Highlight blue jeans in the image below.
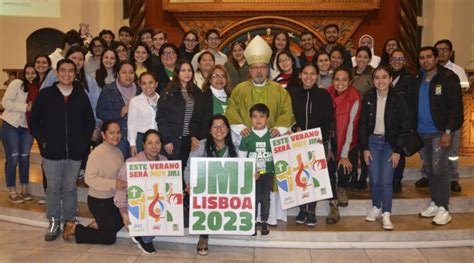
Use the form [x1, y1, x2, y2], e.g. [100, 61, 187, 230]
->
[2, 121, 33, 188]
[419, 133, 451, 210]
[42, 158, 81, 220]
[367, 135, 395, 213]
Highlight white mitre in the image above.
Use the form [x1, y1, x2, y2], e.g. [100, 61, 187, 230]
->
[243, 35, 272, 65]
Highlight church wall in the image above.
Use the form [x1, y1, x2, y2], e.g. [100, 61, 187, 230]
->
[421, 0, 473, 68]
[0, 0, 125, 87]
[145, 0, 400, 57]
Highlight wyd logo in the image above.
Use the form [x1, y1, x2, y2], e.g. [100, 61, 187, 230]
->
[128, 186, 145, 220]
[275, 160, 293, 192]
[294, 153, 311, 190]
[308, 151, 325, 187]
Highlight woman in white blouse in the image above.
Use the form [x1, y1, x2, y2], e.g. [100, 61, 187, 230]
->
[128, 72, 159, 156]
[1, 64, 36, 203]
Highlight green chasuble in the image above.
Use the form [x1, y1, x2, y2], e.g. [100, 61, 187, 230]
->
[212, 94, 228, 115]
[225, 80, 295, 129]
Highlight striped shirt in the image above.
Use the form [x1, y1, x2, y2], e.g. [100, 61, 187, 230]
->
[181, 87, 195, 136]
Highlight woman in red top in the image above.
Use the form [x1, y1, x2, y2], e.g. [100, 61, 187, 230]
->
[326, 68, 361, 223]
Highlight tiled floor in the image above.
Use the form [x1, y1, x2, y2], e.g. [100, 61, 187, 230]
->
[0, 221, 472, 262]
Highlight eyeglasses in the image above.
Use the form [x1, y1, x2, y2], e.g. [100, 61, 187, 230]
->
[93, 44, 103, 48]
[390, 57, 406, 62]
[437, 48, 450, 53]
[278, 58, 291, 64]
[211, 73, 226, 79]
[211, 124, 227, 130]
[162, 51, 176, 57]
[207, 37, 220, 41]
[184, 38, 197, 43]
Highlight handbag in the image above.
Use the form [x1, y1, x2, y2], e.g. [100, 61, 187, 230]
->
[399, 131, 424, 157]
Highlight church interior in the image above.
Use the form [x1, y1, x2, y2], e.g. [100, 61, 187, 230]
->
[0, 0, 473, 262]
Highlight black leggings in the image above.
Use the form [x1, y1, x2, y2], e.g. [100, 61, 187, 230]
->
[75, 196, 124, 245]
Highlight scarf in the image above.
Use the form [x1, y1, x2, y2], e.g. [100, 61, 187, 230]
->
[116, 80, 137, 105]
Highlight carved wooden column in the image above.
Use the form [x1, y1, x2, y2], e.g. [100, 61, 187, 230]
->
[399, 0, 418, 72]
[129, 0, 146, 41]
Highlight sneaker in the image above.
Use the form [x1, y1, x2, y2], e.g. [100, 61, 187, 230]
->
[62, 221, 76, 241]
[295, 210, 307, 225]
[326, 202, 340, 224]
[432, 207, 452, 225]
[135, 236, 156, 255]
[365, 206, 382, 222]
[306, 212, 317, 227]
[44, 218, 61, 241]
[420, 202, 438, 218]
[20, 193, 33, 201]
[337, 188, 348, 207]
[451, 181, 462, 193]
[382, 212, 394, 230]
[38, 197, 46, 205]
[8, 193, 24, 204]
[415, 177, 429, 188]
[261, 222, 270, 236]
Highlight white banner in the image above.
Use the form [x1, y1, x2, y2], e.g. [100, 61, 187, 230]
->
[270, 128, 333, 210]
[127, 161, 184, 236]
[189, 157, 255, 235]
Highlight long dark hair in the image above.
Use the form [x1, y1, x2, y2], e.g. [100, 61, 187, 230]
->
[21, 63, 37, 92]
[178, 30, 200, 58]
[269, 32, 291, 70]
[129, 42, 152, 70]
[205, 115, 237, 157]
[380, 38, 401, 66]
[229, 41, 246, 72]
[275, 50, 299, 80]
[297, 64, 319, 90]
[166, 59, 195, 98]
[95, 48, 119, 88]
[66, 46, 89, 92]
[32, 54, 52, 86]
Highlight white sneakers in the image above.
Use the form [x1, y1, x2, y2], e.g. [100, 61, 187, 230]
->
[420, 202, 439, 218]
[382, 212, 394, 230]
[420, 202, 452, 225]
[365, 206, 382, 222]
[432, 207, 452, 225]
[365, 207, 394, 230]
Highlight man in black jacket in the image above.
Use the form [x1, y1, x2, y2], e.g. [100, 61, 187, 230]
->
[30, 59, 96, 241]
[411, 47, 463, 226]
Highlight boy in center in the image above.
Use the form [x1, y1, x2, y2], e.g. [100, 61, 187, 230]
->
[238, 103, 274, 236]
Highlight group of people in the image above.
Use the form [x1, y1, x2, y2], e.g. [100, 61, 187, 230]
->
[1, 23, 467, 256]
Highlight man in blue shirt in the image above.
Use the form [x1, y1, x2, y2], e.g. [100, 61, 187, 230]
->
[410, 46, 463, 226]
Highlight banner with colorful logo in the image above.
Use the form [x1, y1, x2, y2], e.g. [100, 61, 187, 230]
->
[127, 161, 184, 236]
[189, 157, 255, 235]
[270, 128, 333, 210]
